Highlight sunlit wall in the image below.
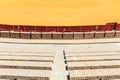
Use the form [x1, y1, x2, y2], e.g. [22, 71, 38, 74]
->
[0, 0, 120, 26]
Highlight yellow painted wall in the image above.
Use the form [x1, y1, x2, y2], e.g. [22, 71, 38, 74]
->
[0, 0, 120, 26]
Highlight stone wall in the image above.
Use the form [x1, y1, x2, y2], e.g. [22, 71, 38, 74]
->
[0, 31, 120, 39]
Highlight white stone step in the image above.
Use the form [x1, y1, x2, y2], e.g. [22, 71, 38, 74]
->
[0, 60, 52, 70]
[0, 68, 51, 80]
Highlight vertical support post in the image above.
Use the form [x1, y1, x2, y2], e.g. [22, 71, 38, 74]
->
[30, 31, 32, 39]
[51, 32, 53, 39]
[93, 31, 96, 38]
[41, 32, 43, 39]
[104, 31, 106, 37]
[73, 31, 74, 39]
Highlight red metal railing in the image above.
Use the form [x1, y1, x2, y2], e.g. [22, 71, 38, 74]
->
[0, 22, 119, 32]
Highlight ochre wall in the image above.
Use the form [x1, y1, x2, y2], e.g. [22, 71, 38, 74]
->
[0, 0, 120, 26]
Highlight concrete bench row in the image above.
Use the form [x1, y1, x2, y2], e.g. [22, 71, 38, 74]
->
[66, 55, 120, 62]
[65, 49, 120, 80]
[0, 48, 55, 53]
[0, 52, 54, 57]
[0, 68, 51, 80]
[68, 60, 120, 70]
[65, 48, 120, 53]
[0, 60, 52, 70]
[0, 55, 54, 62]
[0, 48, 56, 80]
[65, 52, 120, 57]
[70, 68, 120, 80]
[1, 31, 120, 39]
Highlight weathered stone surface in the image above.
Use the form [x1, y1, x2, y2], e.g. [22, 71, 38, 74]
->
[10, 31, 20, 38]
[20, 32, 31, 39]
[70, 68, 120, 80]
[95, 31, 105, 39]
[1, 31, 120, 39]
[115, 31, 120, 38]
[84, 32, 94, 39]
[105, 31, 115, 38]
[42, 32, 52, 39]
[0, 31, 11, 38]
[0, 69, 50, 80]
[31, 32, 41, 39]
[74, 32, 83, 39]
[53, 32, 62, 39]
[63, 32, 73, 39]
[0, 60, 52, 70]
[67, 60, 120, 70]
